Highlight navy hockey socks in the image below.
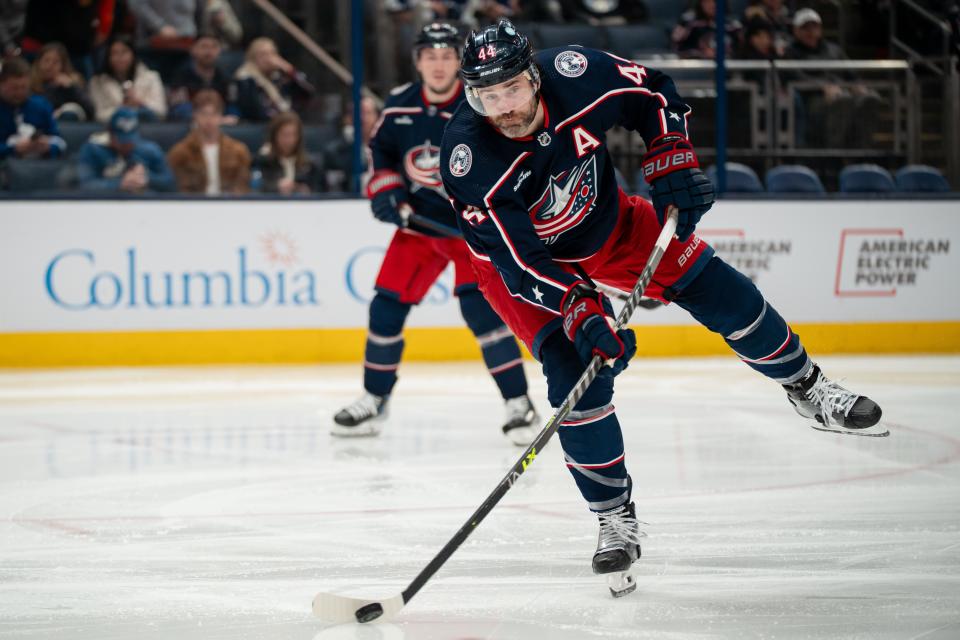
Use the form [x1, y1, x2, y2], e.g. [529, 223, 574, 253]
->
[673, 257, 811, 384]
[363, 294, 412, 397]
[460, 289, 527, 399]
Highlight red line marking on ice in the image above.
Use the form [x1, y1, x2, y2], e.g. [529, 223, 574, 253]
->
[13, 423, 958, 530]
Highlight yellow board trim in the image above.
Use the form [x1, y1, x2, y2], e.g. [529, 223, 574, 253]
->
[1, 322, 958, 367]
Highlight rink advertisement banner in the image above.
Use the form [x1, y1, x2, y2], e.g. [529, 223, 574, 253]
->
[1, 199, 958, 364]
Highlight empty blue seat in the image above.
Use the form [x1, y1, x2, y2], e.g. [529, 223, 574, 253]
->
[614, 167, 630, 192]
[632, 169, 651, 197]
[534, 24, 605, 50]
[139, 122, 190, 152]
[3, 159, 70, 192]
[222, 123, 267, 154]
[895, 164, 951, 192]
[57, 121, 101, 156]
[605, 24, 671, 58]
[707, 162, 764, 193]
[765, 165, 825, 194]
[839, 163, 895, 193]
[303, 124, 336, 154]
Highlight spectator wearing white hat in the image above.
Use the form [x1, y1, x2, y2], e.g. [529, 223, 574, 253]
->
[785, 8, 881, 148]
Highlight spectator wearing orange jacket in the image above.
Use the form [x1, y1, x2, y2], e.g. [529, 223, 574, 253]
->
[167, 89, 251, 195]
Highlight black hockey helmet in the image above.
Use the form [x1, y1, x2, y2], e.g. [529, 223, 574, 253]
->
[414, 22, 461, 55]
[460, 19, 540, 114]
[461, 18, 537, 88]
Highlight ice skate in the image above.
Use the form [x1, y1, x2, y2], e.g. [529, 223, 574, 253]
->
[501, 395, 539, 445]
[784, 364, 887, 437]
[592, 501, 644, 597]
[332, 392, 388, 437]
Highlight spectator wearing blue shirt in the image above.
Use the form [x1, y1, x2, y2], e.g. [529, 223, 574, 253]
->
[0, 56, 66, 160]
[76, 106, 175, 193]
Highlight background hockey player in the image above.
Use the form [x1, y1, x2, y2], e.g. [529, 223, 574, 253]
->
[440, 19, 884, 591]
[333, 22, 539, 445]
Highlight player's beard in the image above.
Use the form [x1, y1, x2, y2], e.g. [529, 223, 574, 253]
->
[492, 94, 540, 138]
[425, 76, 458, 98]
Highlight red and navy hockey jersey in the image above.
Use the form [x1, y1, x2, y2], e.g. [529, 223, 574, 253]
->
[440, 46, 692, 315]
[369, 80, 464, 234]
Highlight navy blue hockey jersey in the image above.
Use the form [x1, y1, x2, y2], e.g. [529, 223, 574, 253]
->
[440, 47, 691, 315]
[369, 81, 464, 233]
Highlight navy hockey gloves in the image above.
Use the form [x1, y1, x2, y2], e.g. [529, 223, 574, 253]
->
[641, 134, 715, 242]
[561, 283, 637, 376]
[367, 170, 408, 226]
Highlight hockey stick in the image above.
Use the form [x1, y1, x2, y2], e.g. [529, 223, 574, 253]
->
[399, 207, 658, 307]
[312, 207, 679, 625]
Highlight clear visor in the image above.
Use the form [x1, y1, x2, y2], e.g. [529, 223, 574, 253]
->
[465, 68, 540, 117]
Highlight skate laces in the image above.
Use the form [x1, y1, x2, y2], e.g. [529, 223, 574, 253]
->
[597, 505, 647, 549]
[504, 396, 533, 422]
[805, 373, 859, 427]
[343, 393, 382, 422]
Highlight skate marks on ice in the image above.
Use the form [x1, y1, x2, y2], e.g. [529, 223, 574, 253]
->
[0, 358, 958, 639]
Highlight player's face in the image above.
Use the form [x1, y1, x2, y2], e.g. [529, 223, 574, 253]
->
[477, 75, 539, 138]
[416, 47, 460, 95]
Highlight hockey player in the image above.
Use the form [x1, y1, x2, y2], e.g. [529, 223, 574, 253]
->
[439, 19, 884, 593]
[333, 23, 539, 445]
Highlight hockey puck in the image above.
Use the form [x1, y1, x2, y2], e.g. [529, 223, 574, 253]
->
[355, 602, 384, 623]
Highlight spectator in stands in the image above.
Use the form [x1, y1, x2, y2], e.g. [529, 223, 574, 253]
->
[76, 105, 174, 192]
[253, 111, 322, 194]
[127, 0, 197, 81]
[199, 0, 243, 49]
[558, 0, 648, 25]
[168, 33, 238, 122]
[0, 0, 28, 59]
[167, 89, 250, 195]
[0, 56, 66, 159]
[233, 37, 314, 123]
[19, 0, 111, 80]
[737, 17, 778, 60]
[88, 36, 167, 123]
[785, 8, 880, 148]
[742, 0, 790, 55]
[30, 43, 95, 121]
[474, 1, 521, 24]
[322, 96, 378, 192]
[672, 0, 742, 59]
[127, 0, 197, 46]
[515, 0, 565, 22]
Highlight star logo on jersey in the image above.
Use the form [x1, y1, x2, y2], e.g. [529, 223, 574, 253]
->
[669, 111, 681, 122]
[528, 155, 599, 241]
[532, 286, 544, 302]
[404, 139, 445, 194]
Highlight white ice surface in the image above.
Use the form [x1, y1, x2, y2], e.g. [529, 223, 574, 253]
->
[0, 356, 958, 640]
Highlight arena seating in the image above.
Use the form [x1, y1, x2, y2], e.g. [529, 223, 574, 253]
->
[706, 163, 764, 193]
[895, 165, 951, 193]
[839, 163, 896, 193]
[765, 165, 826, 194]
[2, 159, 70, 192]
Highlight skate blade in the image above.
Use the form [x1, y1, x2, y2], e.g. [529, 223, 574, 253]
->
[503, 425, 537, 446]
[606, 570, 637, 598]
[330, 423, 383, 438]
[810, 421, 890, 438]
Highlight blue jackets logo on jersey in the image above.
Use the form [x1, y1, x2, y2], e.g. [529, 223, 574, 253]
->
[403, 139, 444, 192]
[529, 155, 598, 241]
